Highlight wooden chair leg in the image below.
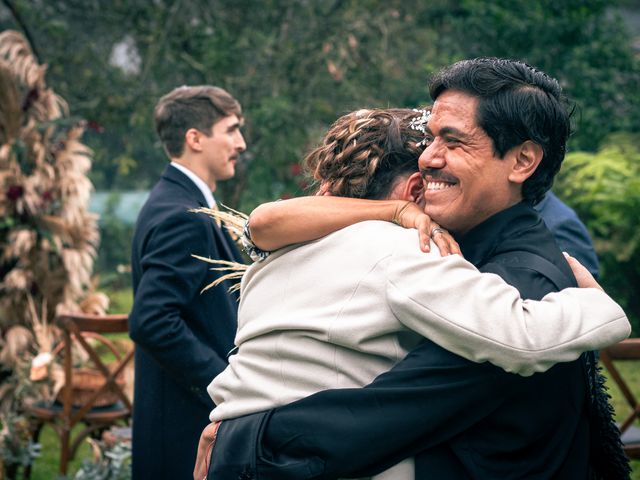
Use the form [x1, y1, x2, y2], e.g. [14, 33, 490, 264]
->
[59, 425, 71, 475]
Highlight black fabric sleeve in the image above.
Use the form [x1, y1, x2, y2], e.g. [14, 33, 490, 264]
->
[253, 341, 510, 479]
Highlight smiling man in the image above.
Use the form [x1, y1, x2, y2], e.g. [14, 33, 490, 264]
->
[199, 60, 629, 480]
[129, 85, 247, 479]
[420, 91, 529, 234]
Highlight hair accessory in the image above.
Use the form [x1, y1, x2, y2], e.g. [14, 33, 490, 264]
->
[409, 108, 430, 146]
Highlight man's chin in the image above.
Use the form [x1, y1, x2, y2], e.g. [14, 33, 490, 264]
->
[423, 207, 455, 233]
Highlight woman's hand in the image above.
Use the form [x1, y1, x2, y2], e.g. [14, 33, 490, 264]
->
[564, 252, 603, 290]
[193, 421, 220, 480]
[392, 201, 461, 256]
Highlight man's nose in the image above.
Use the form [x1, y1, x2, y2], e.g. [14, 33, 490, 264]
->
[236, 132, 247, 152]
[418, 144, 445, 169]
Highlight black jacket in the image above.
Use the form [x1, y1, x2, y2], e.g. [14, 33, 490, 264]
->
[207, 203, 625, 479]
[129, 165, 243, 479]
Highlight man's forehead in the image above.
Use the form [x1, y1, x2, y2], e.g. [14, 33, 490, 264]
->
[218, 114, 244, 128]
[428, 90, 479, 131]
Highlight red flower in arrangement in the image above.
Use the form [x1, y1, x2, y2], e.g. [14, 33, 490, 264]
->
[289, 163, 302, 177]
[6, 185, 24, 201]
[42, 190, 54, 202]
[86, 120, 105, 133]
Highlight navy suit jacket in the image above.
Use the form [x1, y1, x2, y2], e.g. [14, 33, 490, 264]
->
[534, 191, 599, 278]
[129, 165, 244, 479]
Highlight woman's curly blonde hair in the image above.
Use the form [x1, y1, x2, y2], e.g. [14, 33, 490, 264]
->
[304, 108, 426, 199]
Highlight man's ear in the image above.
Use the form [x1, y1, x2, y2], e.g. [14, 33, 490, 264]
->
[184, 128, 203, 153]
[401, 172, 424, 202]
[508, 140, 543, 184]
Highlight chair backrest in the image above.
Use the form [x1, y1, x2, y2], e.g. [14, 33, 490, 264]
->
[56, 313, 133, 427]
[600, 338, 640, 458]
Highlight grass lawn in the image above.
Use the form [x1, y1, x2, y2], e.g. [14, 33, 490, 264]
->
[29, 424, 93, 479]
[603, 360, 640, 479]
[21, 287, 640, 477]
[106, 288, 133, 315]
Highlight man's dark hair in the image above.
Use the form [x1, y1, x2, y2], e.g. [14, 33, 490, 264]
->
[154, 85, 242, 158]
[429, 58, 571, 204]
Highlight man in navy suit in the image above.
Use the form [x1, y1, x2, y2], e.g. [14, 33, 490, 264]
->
[535, 191, 599, 278]
[129, 85, 246, 479]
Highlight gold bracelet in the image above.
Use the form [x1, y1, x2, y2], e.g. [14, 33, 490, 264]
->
[391, 201, 412, 226]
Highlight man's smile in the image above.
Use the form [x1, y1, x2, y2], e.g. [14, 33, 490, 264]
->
[421, 169, 458, 192]
[426, 180, 455, 191]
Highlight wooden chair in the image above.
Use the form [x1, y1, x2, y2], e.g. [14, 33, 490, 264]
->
[23, 313, 133, 477]
[599, 338, 640, 459]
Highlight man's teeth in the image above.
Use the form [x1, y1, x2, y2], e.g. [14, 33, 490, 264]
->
[427, 181, 453, 190]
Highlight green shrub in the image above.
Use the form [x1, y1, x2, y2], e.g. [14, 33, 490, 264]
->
[555, 133, 640, 335]
[95, 193, 133, 291]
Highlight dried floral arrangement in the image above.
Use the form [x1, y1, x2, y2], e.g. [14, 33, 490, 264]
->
[0, 30, 112, 476]
[0, 30, 106, 330]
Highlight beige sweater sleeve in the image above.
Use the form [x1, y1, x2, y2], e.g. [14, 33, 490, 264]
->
[385, 235, 631, 377]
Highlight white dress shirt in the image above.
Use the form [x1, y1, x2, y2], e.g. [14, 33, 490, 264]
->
[170, 162, 217, 209]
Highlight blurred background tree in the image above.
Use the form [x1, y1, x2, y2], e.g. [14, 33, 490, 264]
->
[0, 0, 638, 331]
[556, 133, 640, 335]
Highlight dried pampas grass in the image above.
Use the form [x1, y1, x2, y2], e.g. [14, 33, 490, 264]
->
[191, 205, 248, 240]
[191, 255, 248, 294]
[0, 325, 33, 367]
[191, 205, 250, 295]
[0, 30, 100, 329]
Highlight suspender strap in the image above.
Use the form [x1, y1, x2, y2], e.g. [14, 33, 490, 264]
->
[490, 251, 575, 290]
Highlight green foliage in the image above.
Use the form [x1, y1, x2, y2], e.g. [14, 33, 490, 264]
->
[3, 0, 637, 212]
[73, 441, 131, 480]
[602, 363, 640, 479]
[94, 193, 133, 289]
[448, 0, 640, 151]
[3, 0, 636, 335]
[555, 133, 640, 334]
[26, 424, 92, 479]
[0, 368, 42, 476]
[0, 413, 40, 472]
[103, 288, 133, 315]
